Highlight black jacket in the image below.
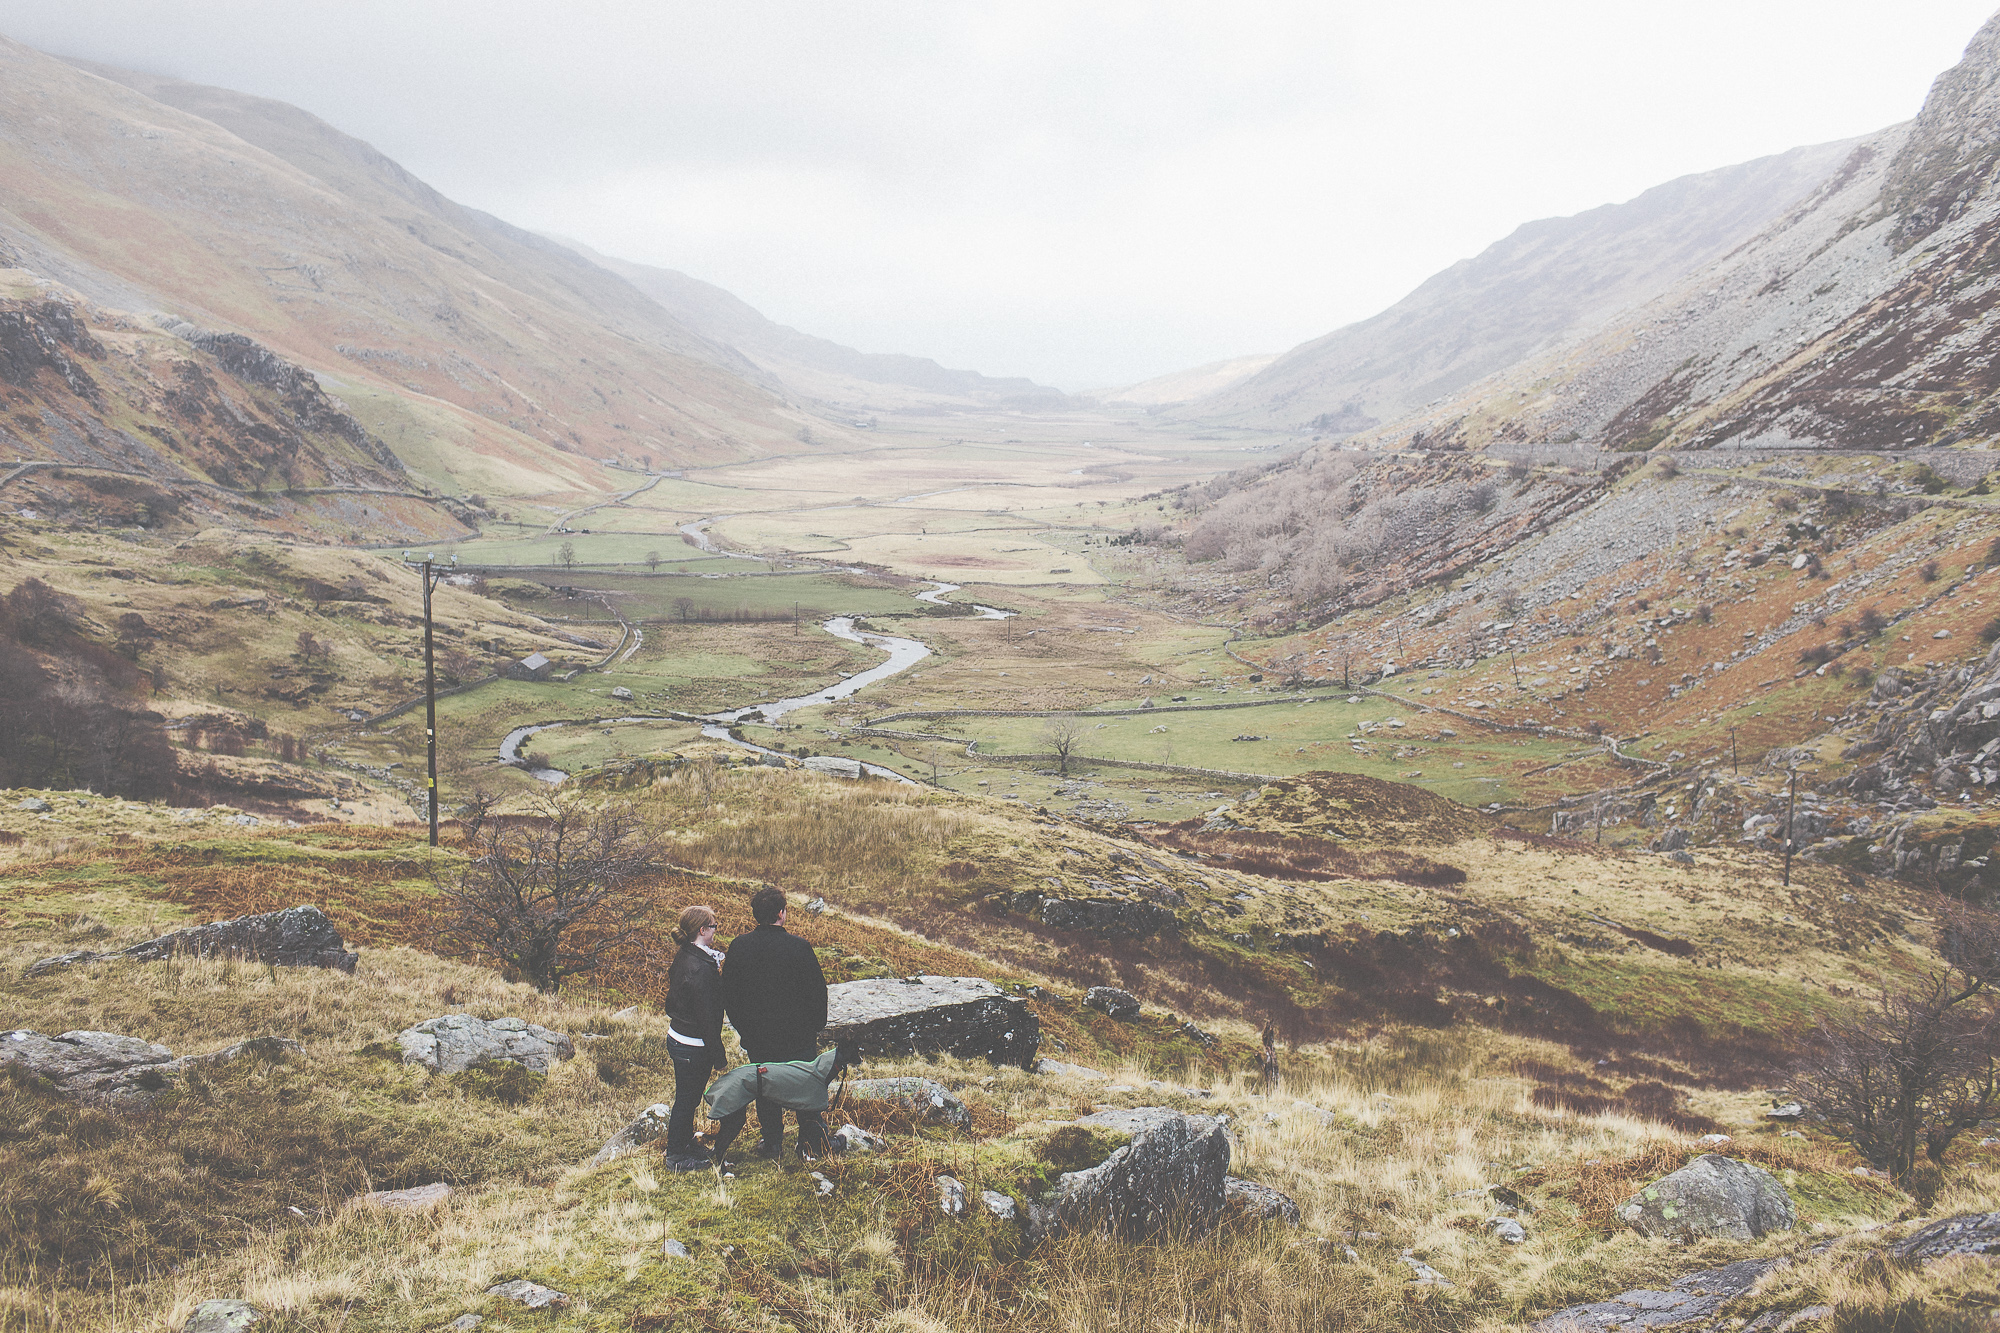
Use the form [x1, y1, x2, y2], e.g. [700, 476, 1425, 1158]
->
[721, 923, 827, 1059]
[664, 941, 725, 1050]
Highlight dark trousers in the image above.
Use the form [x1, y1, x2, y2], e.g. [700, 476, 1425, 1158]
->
[666, 1040, 722, 1155]
[744, 1046, 826, 1155]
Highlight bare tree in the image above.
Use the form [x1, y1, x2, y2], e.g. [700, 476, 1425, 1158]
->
[1794, 902, 2000, 1181]
[1044, 715, 1085, 776]
[646, 549, 662, 573]
[673, 595, 696, 622]
[557, 539, 577, 572]
[434, 793, 663, 992]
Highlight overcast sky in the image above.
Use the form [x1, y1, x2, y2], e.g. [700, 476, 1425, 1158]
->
[3, 2, 1995, 388]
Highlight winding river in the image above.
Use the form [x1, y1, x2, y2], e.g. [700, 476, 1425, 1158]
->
[497, 581, 1010, 785]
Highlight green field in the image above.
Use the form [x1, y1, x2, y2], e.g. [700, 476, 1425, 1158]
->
[857, 693, 1602, 807]
[435, 532, 730, 568]
[470, 568, 924, 622]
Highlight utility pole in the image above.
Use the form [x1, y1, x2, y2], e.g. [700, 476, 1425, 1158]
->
[794, 601, 799, 636]
[1730, 725, 1739, 774]
[404, 550, 455, 847]
[1782, 766, 1799, 887]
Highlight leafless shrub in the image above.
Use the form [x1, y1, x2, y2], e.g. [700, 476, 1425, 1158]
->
[1793, 904, 2000, 1180]
[435, 792, 663, 992]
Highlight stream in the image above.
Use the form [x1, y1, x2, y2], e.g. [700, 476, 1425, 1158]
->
[497, 581, 1010, 784]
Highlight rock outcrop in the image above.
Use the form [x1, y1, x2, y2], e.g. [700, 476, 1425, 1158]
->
[27, 905, 358, 978]
[1891, 1210, 2000, 1260]
[1224, 1176, 1300, 1225]
[1, 1029, 302, 1105]
[396, 1015, 574, 1075]
[1614, 1153, 1795, 1241]
[1036, 897, 1176, 938]
[1534, 1256, 1780, 1332]
[1083, 986, 1141, 1021]
[1054, 1108, 1232, 1241]
[486, 1279, 569, 1310]
[354, 1183, 453, 1212]
[591, 1103, 671, 1167]
[182, 1299, 264, 1333]
[846, 1076, 971, 1129]
[823, 976, 1039, 1069]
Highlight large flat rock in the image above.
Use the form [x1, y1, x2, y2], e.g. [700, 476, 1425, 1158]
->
[27, 905, 358, 977]
[0, 1029, 298, 1106]
[824, 975, 1039, 1069]
[1534, 1257, 1779, 1332]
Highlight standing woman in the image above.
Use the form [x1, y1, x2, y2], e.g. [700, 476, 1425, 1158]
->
[663, 904, 726, 1168]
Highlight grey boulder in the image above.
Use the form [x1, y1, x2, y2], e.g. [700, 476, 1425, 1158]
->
[592, 1103, 671, 1167]
[2, 1029, 177, 1104]
[27, 905, 358, 978]
[397, 1015, 575, 1075]
[1083, 986, 1141, 1021]
[1614, 1154, 1795, 1241]
[847, 1076, 971, 1129]
[182, 1299, 263, 1332]
[832, 1123, 888, 1154]
[823, 975, 1039, 1069]
[2, 1029, 305, 1106]
[1224, 1176, 1300, 1226]
[486, 1279, 569, 1310]
[1054, 1107, 1231, 1241]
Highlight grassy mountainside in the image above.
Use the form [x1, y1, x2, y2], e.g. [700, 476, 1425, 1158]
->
[0, 36, 833, 497]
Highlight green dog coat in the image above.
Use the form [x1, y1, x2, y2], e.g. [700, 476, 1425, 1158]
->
[703, 1048, 842, 1118]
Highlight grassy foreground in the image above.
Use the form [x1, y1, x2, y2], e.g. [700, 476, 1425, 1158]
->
[0, 765, 1993, 1330]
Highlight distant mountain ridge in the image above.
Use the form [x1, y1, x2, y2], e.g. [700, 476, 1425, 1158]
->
[1191, 140, 1861, 434]
[561, 239, 1071, 411]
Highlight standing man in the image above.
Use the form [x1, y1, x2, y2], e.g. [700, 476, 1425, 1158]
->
[721, 887, 829, 1160]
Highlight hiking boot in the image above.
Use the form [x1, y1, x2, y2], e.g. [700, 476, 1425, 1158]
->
[662, 1152, 712, 1172]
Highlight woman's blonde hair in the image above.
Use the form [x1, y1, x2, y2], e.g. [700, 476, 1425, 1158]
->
[673, 904, 717, 946]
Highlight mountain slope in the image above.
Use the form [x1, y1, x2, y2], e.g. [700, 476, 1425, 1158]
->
[1192, 140, 1858, 434]
[1349, 10, 2000, 460]
[0, 38, 822, 496]
[565, 239, 1071, 411]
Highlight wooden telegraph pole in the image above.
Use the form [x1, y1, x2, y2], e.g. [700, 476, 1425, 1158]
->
[405, 551, 455, 847]
[1730, 725, 1740, 774]
[1782, 766, 1800, 886]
